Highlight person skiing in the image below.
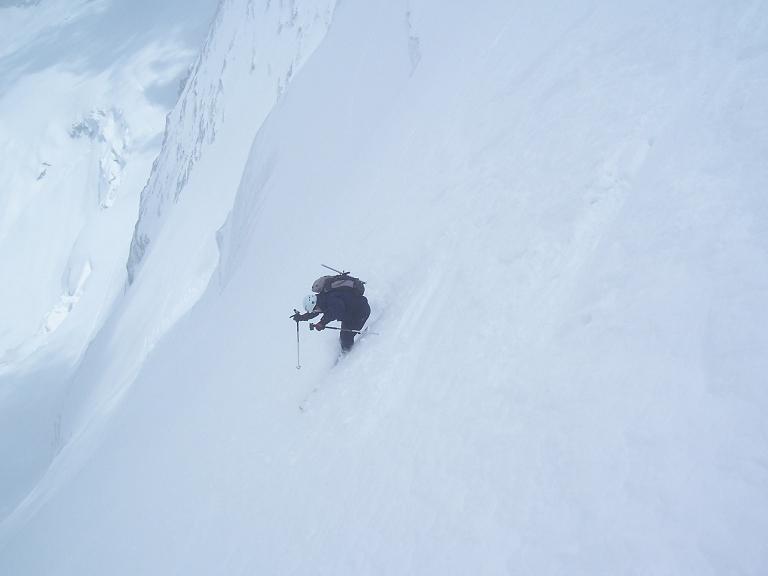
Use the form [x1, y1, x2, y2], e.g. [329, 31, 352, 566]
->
[292, 284, 371, 352]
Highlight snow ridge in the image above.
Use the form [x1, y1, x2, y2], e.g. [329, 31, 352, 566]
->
[126, 0, 337, 285]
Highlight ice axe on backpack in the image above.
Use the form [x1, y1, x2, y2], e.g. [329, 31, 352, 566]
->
[321, 264, 347, 275]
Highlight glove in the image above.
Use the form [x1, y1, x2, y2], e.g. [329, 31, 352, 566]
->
[291, 311, 310, 322]
[313, 322, 326, 331]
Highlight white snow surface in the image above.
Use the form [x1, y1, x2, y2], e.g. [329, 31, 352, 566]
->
[2, 0, 768, 574]
[0, 0, 218, 530]
[0, 0, 218, 371]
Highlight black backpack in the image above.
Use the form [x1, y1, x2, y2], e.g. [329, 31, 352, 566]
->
[312, 272, 365, 295]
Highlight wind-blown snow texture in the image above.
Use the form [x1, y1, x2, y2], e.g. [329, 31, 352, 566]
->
[2, 0, 768, 574]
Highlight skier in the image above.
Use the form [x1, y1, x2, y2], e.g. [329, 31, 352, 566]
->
[292, 283, 371, 352]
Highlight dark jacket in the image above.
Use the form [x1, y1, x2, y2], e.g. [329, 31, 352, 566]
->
[316, 288, 369, 326]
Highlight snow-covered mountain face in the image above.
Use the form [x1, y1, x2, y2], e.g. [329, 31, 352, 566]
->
[2, 0, 768, 574]
[0, 0, 217, 372]
[0, 0, 334, 532]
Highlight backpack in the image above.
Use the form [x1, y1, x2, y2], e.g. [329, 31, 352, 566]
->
[312, 272, 365, 295]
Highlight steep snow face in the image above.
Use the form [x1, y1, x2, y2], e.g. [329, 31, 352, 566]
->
[84, 0, 340, 421]
[3, 0, 768, 574]
[0, 0, 217, 523]
[0, 0, 336, 528]
[126, 0, 337, 285]
[24, 0, 339, 468]
[0, 0, 218, 372]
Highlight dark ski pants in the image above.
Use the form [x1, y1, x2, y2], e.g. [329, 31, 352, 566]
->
[340, 299, 371, 351]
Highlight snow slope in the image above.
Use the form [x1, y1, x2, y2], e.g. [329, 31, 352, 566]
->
[0, 0, 218, 371]
[2, 0, 768, 574]
[0, 0, 335, 532]
[0, 0, 217, 519]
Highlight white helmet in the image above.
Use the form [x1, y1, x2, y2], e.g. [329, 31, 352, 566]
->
[303, 293, 318, 313]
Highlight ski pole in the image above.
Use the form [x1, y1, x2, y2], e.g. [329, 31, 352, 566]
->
[310, 323, 379, 335]
[296, 321, 301, 369]
[293, 309, 302, 370]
